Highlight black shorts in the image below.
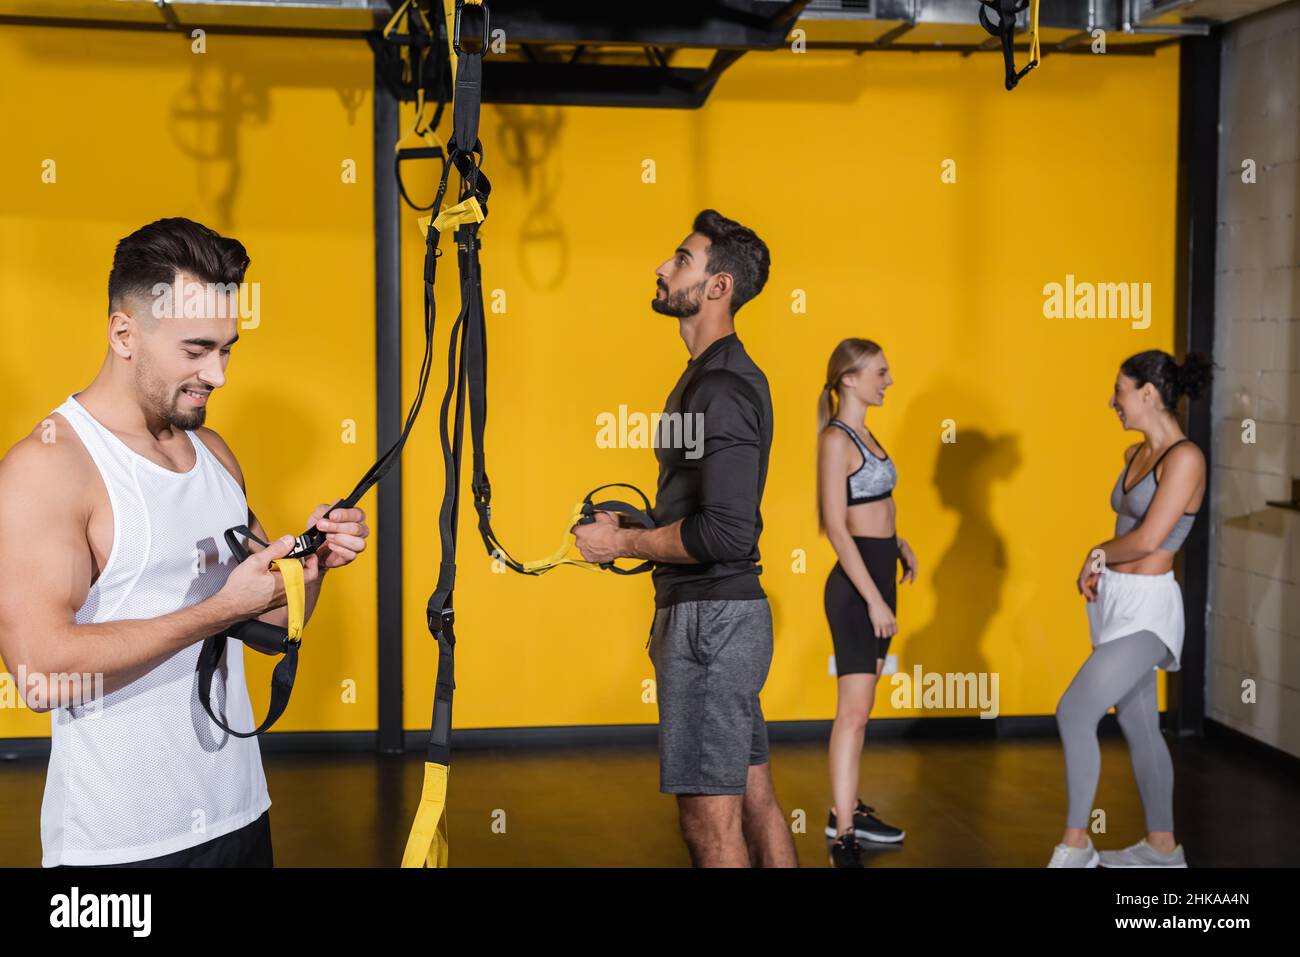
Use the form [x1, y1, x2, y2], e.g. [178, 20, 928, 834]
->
[58, 811, 273, 868]
[824, 535, 899, 677]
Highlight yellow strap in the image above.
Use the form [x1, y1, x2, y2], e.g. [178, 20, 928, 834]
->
[396, 122, 445, 157]
[443, 0, 458, 79]
[418, 196, 485, 237]
[1028, 0, 1040, 68]
[401, 761, 450, 868]
[269, 557, 305, 642]
[520, 501, 604, 574]
[381, 0, 419, 39]
[432, 196, 484, 231]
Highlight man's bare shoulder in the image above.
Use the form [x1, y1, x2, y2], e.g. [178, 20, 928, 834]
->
[0, 414, 93, 499]
[0, 416, 96, 563]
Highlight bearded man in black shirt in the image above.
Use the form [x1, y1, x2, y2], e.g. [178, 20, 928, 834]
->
[574, 209, 796, 868]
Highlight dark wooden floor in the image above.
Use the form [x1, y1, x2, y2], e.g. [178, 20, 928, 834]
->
[2, 733, 1297, 867]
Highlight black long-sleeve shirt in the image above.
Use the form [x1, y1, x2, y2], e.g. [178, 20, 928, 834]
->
[650, 333, 773, 608]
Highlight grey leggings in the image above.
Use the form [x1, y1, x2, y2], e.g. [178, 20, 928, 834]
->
[1056, 630, 1175, 833]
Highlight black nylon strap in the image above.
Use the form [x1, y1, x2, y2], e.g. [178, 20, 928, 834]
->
[427, 621, 456, 766]
[451, 53, 483, 158]
[196, 527, 300, 736]
[423, 4, 490, 774]
[978, 0, 1033, 91]
[586, 500, 655, 529]
[197, 630, 299, 739]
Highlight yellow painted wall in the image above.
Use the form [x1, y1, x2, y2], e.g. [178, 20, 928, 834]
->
[399, 47, 1181, 730]
[0, 24, 1180, 739]
[0, 26, 377, 736]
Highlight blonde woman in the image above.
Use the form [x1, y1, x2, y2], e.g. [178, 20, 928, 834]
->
[818, 338, 916, 868]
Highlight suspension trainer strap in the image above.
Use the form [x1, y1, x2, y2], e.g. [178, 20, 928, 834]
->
[196, 527, 306, 738]
[978, 0, 1040, 91]
[403, 0, 488, 870]
[402, 0, 656, 867]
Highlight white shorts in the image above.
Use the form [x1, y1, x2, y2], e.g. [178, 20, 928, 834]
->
[1086, 568, 1184, 672]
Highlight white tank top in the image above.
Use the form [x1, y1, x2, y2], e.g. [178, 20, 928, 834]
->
[41, 394, 270, 866]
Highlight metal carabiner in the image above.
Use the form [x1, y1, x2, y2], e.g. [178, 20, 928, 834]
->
[453, 1, 490, 56]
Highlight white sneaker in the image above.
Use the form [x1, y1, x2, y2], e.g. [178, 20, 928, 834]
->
[1047, 840, 1100, 868]
[1098, 839, 1187, 868]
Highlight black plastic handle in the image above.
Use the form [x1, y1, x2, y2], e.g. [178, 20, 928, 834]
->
[230, 618, 291, 656]
[224, 498, 343, 566]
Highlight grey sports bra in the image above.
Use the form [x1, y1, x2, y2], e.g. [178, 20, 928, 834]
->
[1111, 438, 1198, 552]
[828, 419, 897, 505]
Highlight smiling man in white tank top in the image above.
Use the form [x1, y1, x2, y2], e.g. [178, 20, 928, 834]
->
[0, 218, 369, 867]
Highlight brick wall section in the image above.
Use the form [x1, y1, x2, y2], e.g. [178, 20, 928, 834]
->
[1210, 0, 1300, 757]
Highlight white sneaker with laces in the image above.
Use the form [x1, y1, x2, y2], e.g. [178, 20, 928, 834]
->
[1047, 840, 1100, 868]
[1098, 839, 1187, 868]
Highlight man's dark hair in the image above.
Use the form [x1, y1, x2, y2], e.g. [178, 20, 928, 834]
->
[107, 217, 250, 314]
[691, 209, 770, 315]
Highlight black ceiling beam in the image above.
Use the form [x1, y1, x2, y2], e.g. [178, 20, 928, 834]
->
[0, 13, 371, 38]
[479, 62, 719, 108]
[369, 0, 1185, 110]
[812, 38, 1176, 55]
[483, 0, 799, 50]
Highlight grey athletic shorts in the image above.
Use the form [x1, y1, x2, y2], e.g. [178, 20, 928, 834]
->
[648, 598, 774, 795]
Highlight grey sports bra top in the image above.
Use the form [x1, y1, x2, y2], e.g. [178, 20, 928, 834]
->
[1111, 438, 1198, 552]
[828, 419, 897, 505]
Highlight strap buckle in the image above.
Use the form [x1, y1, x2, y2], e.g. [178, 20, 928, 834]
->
[224, 498, 343, 565]
[428, 606, 454, 635]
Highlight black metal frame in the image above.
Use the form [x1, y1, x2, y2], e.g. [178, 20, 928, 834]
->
[811, 38, 1179, 54]
[370, 1, 803, 109]
[0, 14, 373, 39]
[373, 66, 407, 755]
[1169, 31, 1221, 737]
[480, 0, 812, 48]
[6, 0, 1202, 111]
